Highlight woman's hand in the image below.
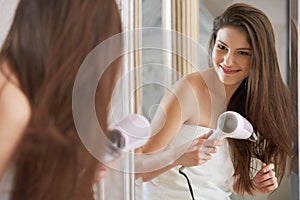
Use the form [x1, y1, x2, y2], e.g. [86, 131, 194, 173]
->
[252, 163, 278, 194]
[173, 130, 222, 167]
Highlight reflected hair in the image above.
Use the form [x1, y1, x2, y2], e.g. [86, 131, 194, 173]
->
[208, 3, 291, 195]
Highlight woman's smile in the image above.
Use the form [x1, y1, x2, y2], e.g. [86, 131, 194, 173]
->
[219, 65, 241, 74]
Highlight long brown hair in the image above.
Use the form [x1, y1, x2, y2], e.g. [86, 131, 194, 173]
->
[0, 0, 122, 199]
[208, 3, 291, 194]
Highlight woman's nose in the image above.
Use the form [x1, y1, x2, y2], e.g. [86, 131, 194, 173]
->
[223, 52, 235, 66]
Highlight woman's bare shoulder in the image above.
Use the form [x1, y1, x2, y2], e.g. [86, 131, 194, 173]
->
[181, 70, 210, 94]
[0, 63, 31, 178]
[0, 63, 31, 128]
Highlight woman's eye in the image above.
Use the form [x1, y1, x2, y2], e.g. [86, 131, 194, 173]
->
[217, 45, 226, 50]
[238, 51, 251, 56]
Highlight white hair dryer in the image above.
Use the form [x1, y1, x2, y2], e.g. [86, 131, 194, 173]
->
[179, 111, 257, 172]
[209, 111, 257, 141]
[109, 114, 151, 151]
[100, 114, 151, 164]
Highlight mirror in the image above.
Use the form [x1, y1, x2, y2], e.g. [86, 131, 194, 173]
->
[0, 0, 297, 199]
[137, 0, 297, 199]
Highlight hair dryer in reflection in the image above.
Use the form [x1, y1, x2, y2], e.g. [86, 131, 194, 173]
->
[100, 114, 151, 163]
[179, 111, 257, 172]
[209, 111, 257, 142]
[109, 114, 151, 151]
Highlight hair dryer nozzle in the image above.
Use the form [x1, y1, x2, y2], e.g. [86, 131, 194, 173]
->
[248, 132, 258, 142]
[110, 114, 151, 151]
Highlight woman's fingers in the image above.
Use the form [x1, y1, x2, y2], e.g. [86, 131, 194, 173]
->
[253, 163, 278, 194]
[201, 130, 214, 138]
[254, 179, 278, 194]
[194, 134, 222, 147]
[178, 131, 223, 167]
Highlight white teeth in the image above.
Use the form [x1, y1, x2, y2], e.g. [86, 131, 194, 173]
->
[221, 66, 237, 72]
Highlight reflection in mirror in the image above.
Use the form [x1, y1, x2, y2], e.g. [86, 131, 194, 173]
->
[198, 2, 290, 200]
[141, 0, 164, 122]
[136, 0, 297, 200]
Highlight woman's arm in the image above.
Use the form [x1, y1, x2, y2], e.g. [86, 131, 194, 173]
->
[142, 75, 202, 153]
[136, 74, 221, 181]
[0, 70, 31, 178]
[136, 131, 219, 181]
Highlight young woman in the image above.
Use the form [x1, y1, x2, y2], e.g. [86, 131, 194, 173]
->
[0, 0, 122, 199]
[136, 3, 291, 199]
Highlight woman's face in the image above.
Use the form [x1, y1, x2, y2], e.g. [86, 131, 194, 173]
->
[212, 26, 252, 86]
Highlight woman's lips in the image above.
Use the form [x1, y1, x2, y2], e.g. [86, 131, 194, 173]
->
[220, 65, 240, 74]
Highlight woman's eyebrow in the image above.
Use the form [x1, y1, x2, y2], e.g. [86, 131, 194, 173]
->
[216, 40, 251, 51]
[216, 40, 227, 46]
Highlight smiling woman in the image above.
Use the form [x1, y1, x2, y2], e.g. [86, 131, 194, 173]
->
[136, 3, 292, 200]
[212, 27, 252, 86]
